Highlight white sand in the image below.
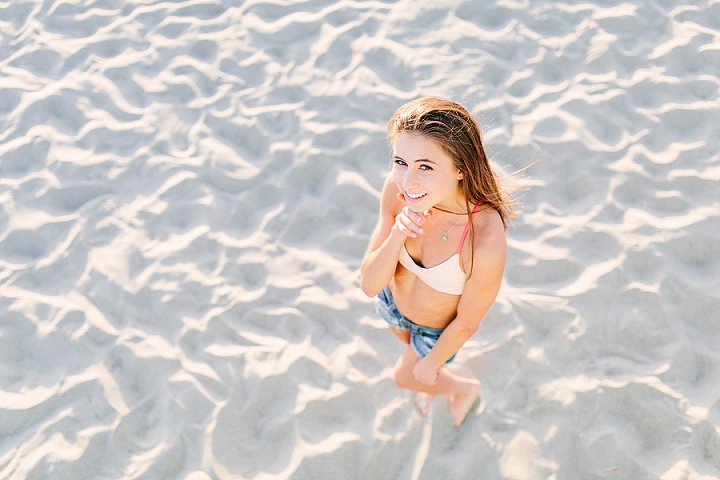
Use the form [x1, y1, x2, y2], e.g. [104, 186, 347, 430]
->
[1, 0, 719, 479]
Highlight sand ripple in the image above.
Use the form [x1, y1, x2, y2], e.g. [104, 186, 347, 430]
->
[1, 0, 719, 479]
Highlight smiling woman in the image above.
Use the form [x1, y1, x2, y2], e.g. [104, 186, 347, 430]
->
[360, 96, 514, 427]
[392, 134, 464, 216]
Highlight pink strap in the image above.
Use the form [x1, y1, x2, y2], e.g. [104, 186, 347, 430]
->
[456, 201, 483, 254]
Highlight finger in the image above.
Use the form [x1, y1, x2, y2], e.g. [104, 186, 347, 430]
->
[398, 215, 423, 237]
[402, 207, 425, 226]
[413, 366, 438, 386]
[395, 217, 415, 237]
[402, 207, 425, 230]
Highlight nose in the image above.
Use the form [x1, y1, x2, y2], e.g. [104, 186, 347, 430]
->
[401, 168, 419, 191]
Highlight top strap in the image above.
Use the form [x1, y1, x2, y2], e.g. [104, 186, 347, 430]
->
[456, 201, 483, 254]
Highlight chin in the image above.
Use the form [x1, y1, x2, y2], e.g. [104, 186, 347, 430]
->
[407, 202, 431, 213]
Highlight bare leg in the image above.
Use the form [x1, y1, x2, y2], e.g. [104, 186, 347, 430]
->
[389, 326, 410, 345]
[389, 328, 437, 415]
[387, 328, 437, 415]
[447, 389, 481, 427]
[393, 347, 481, 427]
[413, 391, 436, 417]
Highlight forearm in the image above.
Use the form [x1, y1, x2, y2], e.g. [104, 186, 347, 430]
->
[360, 227, 406, 297]
[424, 319, 478, 368]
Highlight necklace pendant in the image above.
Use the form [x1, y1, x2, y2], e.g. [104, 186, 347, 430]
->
[442, 234, 448, 242]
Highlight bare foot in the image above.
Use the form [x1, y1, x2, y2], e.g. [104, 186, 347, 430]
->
[413, 392, 436, 417]
[449, 381, 481, 427]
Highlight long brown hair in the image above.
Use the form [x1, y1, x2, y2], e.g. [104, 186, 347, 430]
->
[387, 97, 515, 273]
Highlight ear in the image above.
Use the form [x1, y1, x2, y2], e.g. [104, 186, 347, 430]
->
[457, 170, 464, 180]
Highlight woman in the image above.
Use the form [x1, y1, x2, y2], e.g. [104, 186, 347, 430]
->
[360, 97, 512, 427]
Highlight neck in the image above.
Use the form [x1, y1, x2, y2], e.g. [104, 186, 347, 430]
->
[433, 190, 468, 216]
[432, 205, 466, 216]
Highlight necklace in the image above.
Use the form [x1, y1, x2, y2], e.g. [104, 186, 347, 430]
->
[433, 205, 466, 215]
[427, 213, 463, 242]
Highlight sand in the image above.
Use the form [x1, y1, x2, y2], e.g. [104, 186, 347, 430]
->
[1, 0, 719, 479]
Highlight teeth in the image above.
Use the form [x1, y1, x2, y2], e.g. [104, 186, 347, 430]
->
[406, 192, 425, 199]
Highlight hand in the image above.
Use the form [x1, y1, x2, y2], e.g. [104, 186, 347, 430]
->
[393, 194, 426, 238]
[412, 356, 440, 386]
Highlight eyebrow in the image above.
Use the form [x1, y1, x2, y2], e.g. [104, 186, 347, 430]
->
[392, 155, 437, 164]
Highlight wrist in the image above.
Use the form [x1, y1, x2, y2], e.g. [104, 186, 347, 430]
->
[419, 355, 440, 369]
[389, 224, 409, 242]
[390, 222, 407, 237]
[420, 353, 443, 371]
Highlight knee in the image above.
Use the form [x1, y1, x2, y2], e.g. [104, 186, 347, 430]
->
[393, 363, 413, 389]
[392, 368, 406, 389]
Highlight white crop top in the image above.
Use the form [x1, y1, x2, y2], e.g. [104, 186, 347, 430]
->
[398, 246, 466, 295]
[396, 202, 482, 296]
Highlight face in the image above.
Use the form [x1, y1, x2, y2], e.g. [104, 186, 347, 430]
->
[391, 132, 464, 213]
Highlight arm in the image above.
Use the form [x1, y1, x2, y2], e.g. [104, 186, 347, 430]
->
[412, 213, 507, 383]
[360, 175, 425, 297]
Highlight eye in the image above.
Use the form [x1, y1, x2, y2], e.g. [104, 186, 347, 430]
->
[393, 158, 407, 166]
[419, 164, 433, 171]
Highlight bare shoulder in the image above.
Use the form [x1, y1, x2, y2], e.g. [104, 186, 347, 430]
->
[364, 173, 404, 256]
[380, 173, 403, 216]
[473, 207, 507, 253]
[462, 207, 507, 273]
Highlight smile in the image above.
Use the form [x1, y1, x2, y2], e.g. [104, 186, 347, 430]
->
[405, 192, 427, 200]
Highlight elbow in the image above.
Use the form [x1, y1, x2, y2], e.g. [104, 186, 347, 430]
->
[359, 266, 381, 298]
[360, 279, 380, 298]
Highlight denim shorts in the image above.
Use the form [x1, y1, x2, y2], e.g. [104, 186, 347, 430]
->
[375, 286, 455, 363]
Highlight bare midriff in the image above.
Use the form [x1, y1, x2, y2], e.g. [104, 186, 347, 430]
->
[389, 263, 460, 329]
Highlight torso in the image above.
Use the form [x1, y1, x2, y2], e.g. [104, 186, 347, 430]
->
[390, 270, 462, 328]
[389, 208, 483, 328]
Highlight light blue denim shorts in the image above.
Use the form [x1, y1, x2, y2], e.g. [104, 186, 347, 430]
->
[375, 286, 455, 363]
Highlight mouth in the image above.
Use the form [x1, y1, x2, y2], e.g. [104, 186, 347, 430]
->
[405, 192, 427, 201]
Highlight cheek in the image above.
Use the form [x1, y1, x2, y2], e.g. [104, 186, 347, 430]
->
[424, 174, 446, 189]
[432, 175, 458, 195]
